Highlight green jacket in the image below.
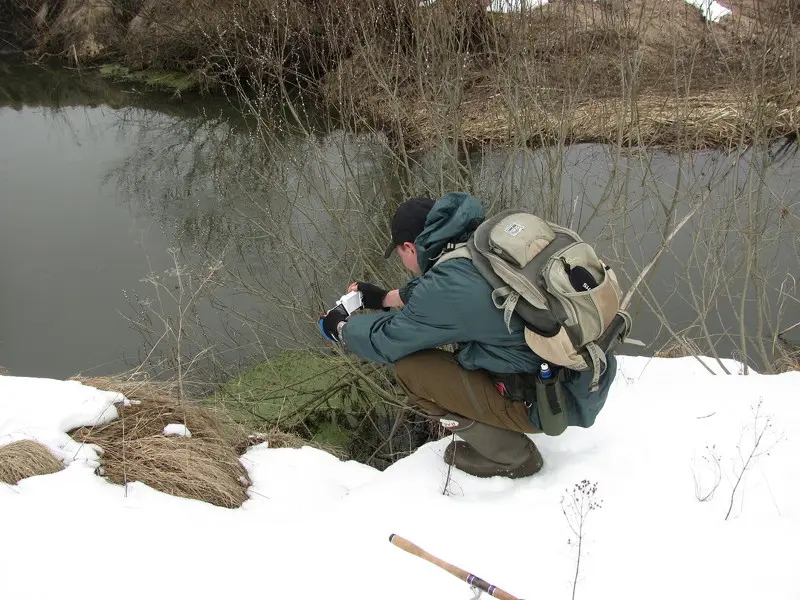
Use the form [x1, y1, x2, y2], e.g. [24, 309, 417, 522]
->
[342, 192, 616, 429]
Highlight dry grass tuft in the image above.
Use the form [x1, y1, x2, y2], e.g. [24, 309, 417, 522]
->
[91, 434, 250, 507]
[772, 343, 800, 374]
[0, 440, 64, 485]
[52, 0, 117, 59]
[654, 337, 703, 358]
[71, 374, 251, 508]
[237, 428, 349, 460]
[237, 430, 306, 454]
[656, 338, 800, 373]
[74, 374, 245, 441]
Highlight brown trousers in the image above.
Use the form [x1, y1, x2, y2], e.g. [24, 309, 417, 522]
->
[395, 349, 540, 434]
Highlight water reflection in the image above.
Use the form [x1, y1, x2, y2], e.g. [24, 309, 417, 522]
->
[114, 105, 798, 375]
[1, 59, 797, 380]
[96, 90, 406, 378]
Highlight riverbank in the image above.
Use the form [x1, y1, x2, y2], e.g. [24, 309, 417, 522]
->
[3, 0, 798, 150]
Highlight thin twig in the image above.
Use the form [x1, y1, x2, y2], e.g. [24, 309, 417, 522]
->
[725, 405, 775, 521]
[777, 322, 800, 340]
[442, 432, 455, 496]
[621, 199, 703, 311]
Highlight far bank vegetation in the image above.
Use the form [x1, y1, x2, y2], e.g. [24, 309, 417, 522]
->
[2, 0, 799, 149]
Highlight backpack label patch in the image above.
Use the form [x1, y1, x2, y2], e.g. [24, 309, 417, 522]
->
[504, 222, 525, 237]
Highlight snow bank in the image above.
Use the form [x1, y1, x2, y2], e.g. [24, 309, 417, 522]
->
[421, 0, 732, 21]
[1, 357, 799, 600]
[0, 376, 126, 466]
[162, 423, 192, 438]
[419, 0, 551, 11]
[683, 0, 732, 22]
[486, 0, 550, 11]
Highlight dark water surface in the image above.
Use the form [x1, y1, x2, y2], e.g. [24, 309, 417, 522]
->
[1, 60, 797, 379]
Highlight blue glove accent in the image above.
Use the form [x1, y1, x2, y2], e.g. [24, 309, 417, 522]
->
[319, 318, 338, 343]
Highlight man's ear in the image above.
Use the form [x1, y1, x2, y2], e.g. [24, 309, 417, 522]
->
[401, 241, 416, 254]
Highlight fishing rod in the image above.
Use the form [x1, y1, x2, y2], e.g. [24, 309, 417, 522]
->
[389, 534, 524, 600]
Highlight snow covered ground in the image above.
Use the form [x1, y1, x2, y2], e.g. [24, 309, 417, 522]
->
[682, 0, 731, 22]
[420, 0, 733, 23]
[162, 423, 192, 438]
[1, 356, 798, 600]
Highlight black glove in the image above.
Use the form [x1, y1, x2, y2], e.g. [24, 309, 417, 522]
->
[319, 305, 349, 342]
[355, 281, 389, 311]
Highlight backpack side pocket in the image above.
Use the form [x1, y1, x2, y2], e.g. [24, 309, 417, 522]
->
[535, 370, 569, 436]
[524, 327, 589, 371]
[543, 242, 620, 346]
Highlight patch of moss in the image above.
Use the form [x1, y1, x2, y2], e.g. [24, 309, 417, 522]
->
[213, 350, 352, 427]
[97, 63, 195, 93]
[212, 350, 400, 458]
[311, 422, 353, 449]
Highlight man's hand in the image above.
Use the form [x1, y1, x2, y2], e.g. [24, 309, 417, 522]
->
[348, 281, 389, 310]
[319, 306, 348, 342]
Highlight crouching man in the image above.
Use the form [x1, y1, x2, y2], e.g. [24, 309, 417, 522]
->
[319, 192, 617, 478]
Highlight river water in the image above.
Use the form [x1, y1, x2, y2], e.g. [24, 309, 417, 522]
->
[1, 60, 798, 379]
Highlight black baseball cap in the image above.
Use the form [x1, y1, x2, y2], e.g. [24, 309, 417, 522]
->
[383, 196, 436, 258]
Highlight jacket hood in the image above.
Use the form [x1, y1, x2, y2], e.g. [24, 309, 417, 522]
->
[414, 192, 485, 273]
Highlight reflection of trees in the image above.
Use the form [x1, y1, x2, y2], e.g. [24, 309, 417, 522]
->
[98, 81, 799, 375]
[106, 98, 403, 377]
[106, 99, 398, 271]
[0, 58, 229, 114]
[0, 60, 120, 109]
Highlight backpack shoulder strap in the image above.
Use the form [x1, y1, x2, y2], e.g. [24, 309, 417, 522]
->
[434, 241, 521, 333]
[432, 243, 472, 267]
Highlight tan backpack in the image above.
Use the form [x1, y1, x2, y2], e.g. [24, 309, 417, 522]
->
[435, 209, 633, 392]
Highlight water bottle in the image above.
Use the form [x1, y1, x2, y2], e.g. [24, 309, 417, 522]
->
[539, 362, 552, 380]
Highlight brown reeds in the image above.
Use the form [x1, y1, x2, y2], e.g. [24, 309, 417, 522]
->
[70, 375, 251, 508]
[0, 440, 64, 484]
[339, 82, 800, 151]
[772, 341, 800, 373]
[324, 0, 800, 151]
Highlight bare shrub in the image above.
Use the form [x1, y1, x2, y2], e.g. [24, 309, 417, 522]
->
[692, 444, 722, 502]
[724, 400, 783, 520]
[562, 480, 603, 600]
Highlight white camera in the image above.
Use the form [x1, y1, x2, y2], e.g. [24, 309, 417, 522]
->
[336, 291, 364, 316]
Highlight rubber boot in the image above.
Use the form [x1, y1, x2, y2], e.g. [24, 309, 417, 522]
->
[439, 414, 543, 478]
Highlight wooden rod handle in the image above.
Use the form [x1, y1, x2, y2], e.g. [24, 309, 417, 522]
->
[389, 534, 523, 600]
